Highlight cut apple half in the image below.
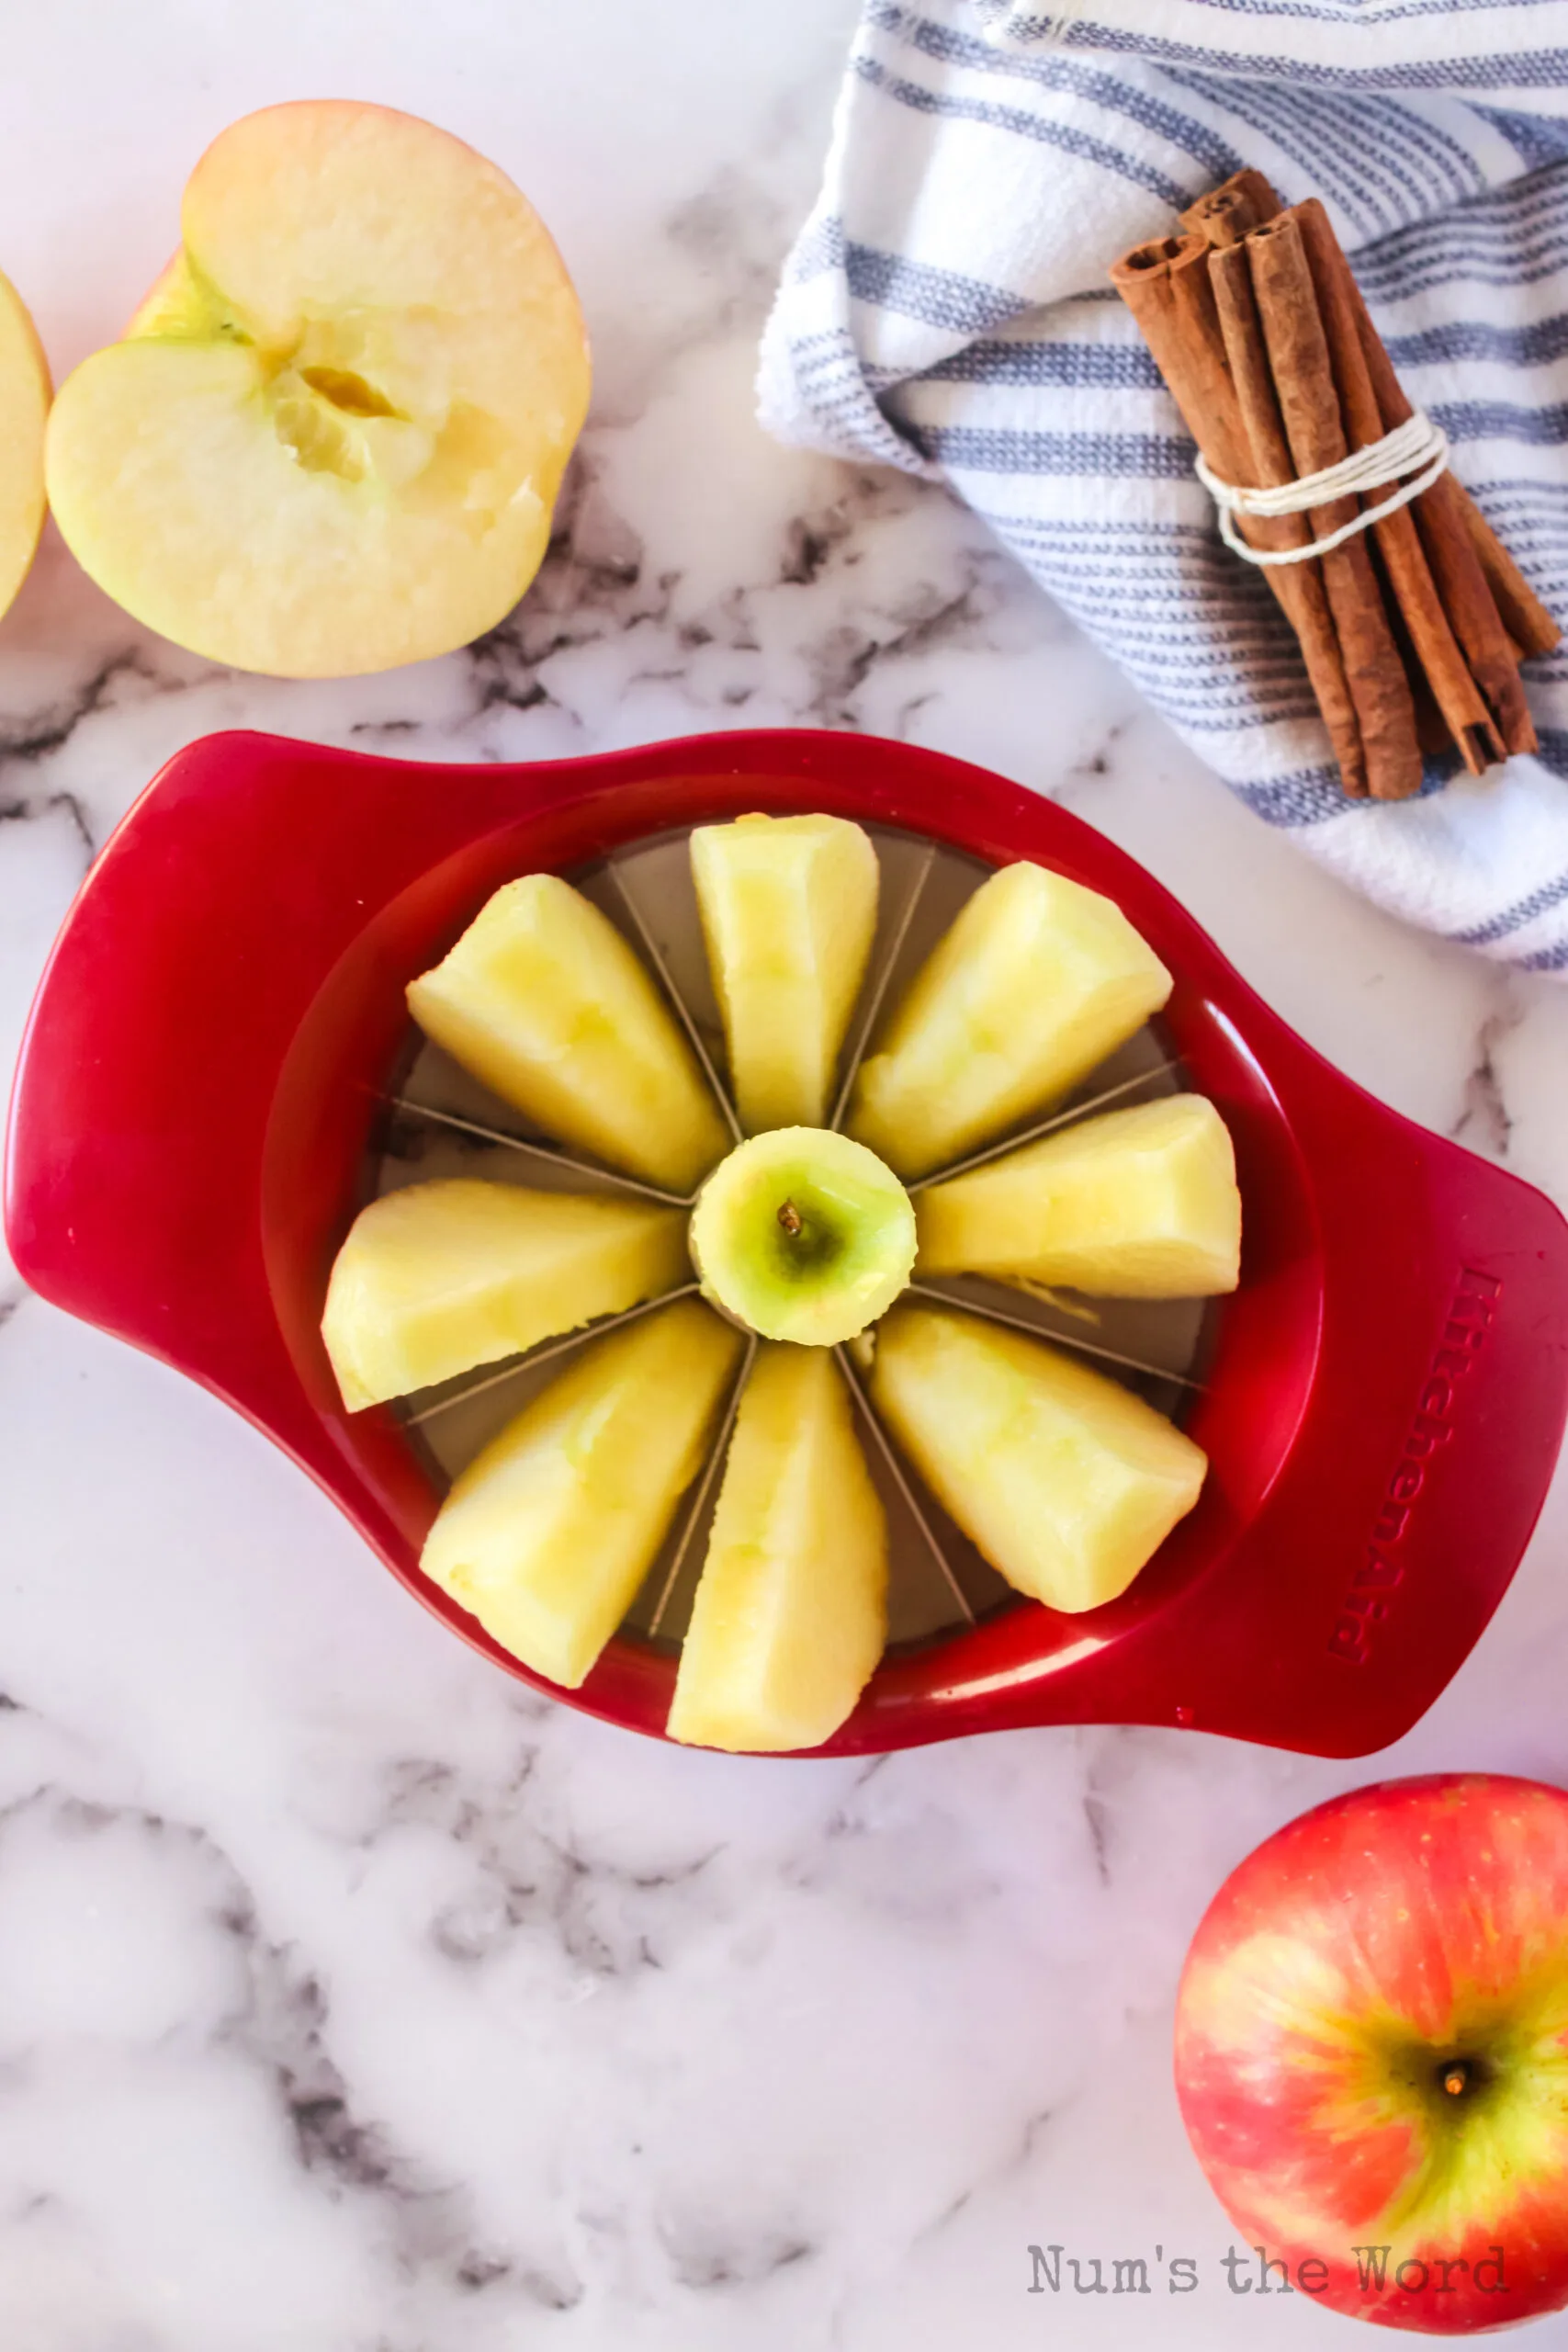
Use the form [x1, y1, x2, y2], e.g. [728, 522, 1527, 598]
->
[0, 268, 50, 627]
[45, 101, 591, 675]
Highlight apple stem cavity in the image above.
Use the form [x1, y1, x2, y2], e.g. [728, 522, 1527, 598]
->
[1440, 2059, 1472, 2098]
[777, 1199, 804, 1238]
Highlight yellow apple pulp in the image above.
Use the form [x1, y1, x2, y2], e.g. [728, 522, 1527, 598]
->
[872, 1304, 1206, 1613]
[0, 268, 49, 625]
[848, 862, 1173, 1180]
[408, 874, 730, 1195]
[691, 812, 880, 1132]
[421, 1299, 742, 1690]
[669, 1346, 888, 1752]
[321, 1178, 689, 1411]
[916, 1093, 1241, 1296]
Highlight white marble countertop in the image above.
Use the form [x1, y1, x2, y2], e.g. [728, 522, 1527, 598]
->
[4, 6, 1568, 2348]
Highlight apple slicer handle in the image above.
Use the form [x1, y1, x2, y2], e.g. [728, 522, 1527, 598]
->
[3, 730, 578, 1521]
[1136, 1019, 1568, 1758]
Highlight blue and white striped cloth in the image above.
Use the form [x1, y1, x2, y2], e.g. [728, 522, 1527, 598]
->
[759, 0, 1568, 974]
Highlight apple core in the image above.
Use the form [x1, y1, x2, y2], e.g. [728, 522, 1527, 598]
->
[688, 1126, 917, 1347]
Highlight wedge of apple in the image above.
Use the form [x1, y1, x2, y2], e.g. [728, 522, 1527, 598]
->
[916, 1094, 1241, 1296]
[44, 101, 590, 676]
[408, 874, 730, 1194]
[421, 1298, 742, 1689]
[872, 1304, 1205, 1613]
[848, 863, 1172, 1180]
[0, 269, 49, 627]
[321, 1178, 689, 1411]
[669, 1346, 887, 1752]
[691, 813, 880, 1132]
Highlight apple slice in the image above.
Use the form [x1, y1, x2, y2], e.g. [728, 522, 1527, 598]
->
[421, 1298, 742, 1690]
[847, 863, 1172, 1179]
[916, 1094, 1241, 1296]
[872, 1304, 1205, 1613]
[0, 268, 48, 626]
[688, 1126, 916, 1345]
[321, 1178, 689, 1410]
[44, 101, 590, 676]
[691, 812, 879, 1132]
[408, 874, 730, 1194]
[669, 1346, 887, 1752]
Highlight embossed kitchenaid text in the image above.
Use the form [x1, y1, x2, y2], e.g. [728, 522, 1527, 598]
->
[1328, 1269, 1502, 1665]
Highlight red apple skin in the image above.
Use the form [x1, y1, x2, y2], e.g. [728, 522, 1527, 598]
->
[1176, 1775, 1568, 2333]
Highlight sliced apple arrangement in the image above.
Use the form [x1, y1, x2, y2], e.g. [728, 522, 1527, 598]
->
[45, 102, 590, 677]
[321, 815, 1243, 1752]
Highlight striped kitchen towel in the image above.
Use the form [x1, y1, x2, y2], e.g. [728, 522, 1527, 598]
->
[758, 0, 1568, 974]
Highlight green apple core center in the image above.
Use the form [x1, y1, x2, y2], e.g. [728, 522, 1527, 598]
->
[689, 1128, 918, 1347]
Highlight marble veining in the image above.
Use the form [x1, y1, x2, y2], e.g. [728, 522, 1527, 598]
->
[2, 4, 1568, 2347]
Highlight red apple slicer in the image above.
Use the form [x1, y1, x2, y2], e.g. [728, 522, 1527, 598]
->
[7, 729, 1568, 1759]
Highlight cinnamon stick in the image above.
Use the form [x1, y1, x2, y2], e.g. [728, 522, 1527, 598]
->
[1245, 214, 1424, 800]
[1109, 237, 1249, 483]
[1200, 241, 1367, 794]
[1188, 172, 1556, 675]
[1459, 494, 1560, 662]
[1320, 246, 1544, 753]
[1180, 169, 1282, 250]
[1109, 233, 1367, 793]
[1293, 199, 1499, 774]
[1119, 165, 1556, 797]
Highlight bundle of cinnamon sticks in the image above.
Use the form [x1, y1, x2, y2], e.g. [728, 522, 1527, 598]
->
[1111, 170, 1558, 802]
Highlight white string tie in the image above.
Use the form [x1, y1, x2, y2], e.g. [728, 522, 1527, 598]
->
[1196, 410, 1450, 568]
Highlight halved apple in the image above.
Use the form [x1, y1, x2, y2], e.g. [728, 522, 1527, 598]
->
[0, 268, 50, 625]
[44, 101, 590, 676]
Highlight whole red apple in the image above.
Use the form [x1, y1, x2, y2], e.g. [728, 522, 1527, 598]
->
[1176, 1774, 1568, 2333]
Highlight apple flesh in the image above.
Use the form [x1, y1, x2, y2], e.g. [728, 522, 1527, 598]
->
[871, 1303, 1205, 1612]
[915, 1093, 1241, 1296]
[44, 100, 590, 676]
[691, 812, 880, 1132]
[1176, 1774, 1568, 2333]
[669, 1344, 887, 1752]
[408, 874, 729, 1195]
[421, 1298, 741, 1690]
[688, 1126, 917, 1346]
[0, 267, 48, 626]
[848, 861, 1172, 1181]
[321, 1178, 688, 1410]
